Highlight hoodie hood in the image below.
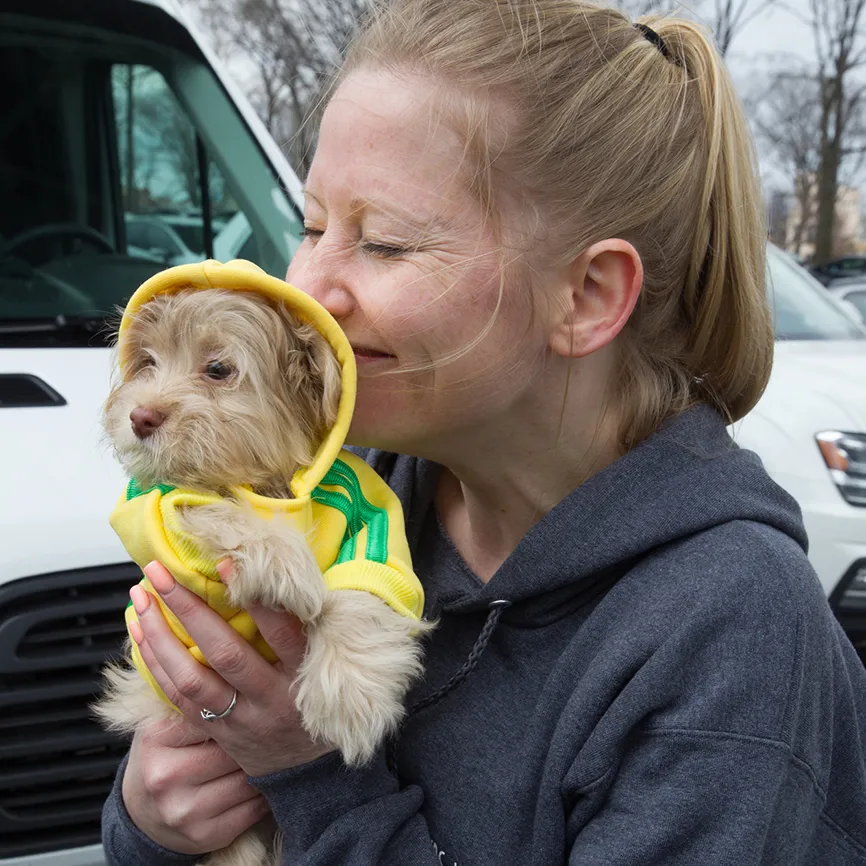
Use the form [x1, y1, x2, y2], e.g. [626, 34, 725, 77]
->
[412, 405, 809, 621]
[116, 258, 356, 499]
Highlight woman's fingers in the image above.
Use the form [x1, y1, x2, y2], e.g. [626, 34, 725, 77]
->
[195, 768, 264, 818]
[131, 583, 238, 716]
[244, 600, 307, 671]
[134, 562, 278, 700]
[142, 721, 244, 784]
[197, 796, 271, 852]
[124, 722, 269, 856]
[218, 558, 307, 671]
[133, 626, 208, 721]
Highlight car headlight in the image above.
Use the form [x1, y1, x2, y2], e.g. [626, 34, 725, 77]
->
[816, 431, 866, 507]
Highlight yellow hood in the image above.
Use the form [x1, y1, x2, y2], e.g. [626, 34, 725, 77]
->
[117, 258, 357, 498]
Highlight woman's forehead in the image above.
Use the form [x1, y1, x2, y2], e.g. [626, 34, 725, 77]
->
[311, 70, 470, 198]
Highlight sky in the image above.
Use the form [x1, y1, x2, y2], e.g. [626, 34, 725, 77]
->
[726, 0, 815, 73]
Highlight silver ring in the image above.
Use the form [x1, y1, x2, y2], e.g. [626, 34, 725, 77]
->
[200, 688, 238, 722]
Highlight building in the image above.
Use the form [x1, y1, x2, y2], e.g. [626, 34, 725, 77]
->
[784, 174, 863, 262]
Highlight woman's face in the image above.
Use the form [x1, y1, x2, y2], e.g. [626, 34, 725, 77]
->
[287, 69, 549, 454]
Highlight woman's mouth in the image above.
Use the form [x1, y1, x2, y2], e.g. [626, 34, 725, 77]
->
[351, 345, 396, 364]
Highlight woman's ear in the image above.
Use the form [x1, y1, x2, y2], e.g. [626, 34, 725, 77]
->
[548, 239, 643, 359]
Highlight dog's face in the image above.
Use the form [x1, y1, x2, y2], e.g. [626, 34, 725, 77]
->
[104, 289, 341, 492]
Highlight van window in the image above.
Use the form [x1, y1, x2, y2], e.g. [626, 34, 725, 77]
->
[844, 290, 866, 322]
[768, 249, 866, 341]
[0, 27, 302, 346]
[112, 65, 253, 268]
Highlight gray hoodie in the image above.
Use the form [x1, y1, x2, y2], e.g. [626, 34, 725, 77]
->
[102, 404, 866, 865]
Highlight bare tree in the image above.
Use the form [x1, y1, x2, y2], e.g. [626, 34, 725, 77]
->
[615, 0, 773, 54]
[713, 0, 776, 54]
[750, 69, 823, 253]
[181, 0, 368, 174]
[810, 0, 866, 262]
[113, 65, 201, 211]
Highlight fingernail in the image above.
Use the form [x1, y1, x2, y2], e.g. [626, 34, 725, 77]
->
[129, 620, 144, 645]
[217, 559, 233, 582]
[130, 585, 150, 615]
[144, 561, 174, 595]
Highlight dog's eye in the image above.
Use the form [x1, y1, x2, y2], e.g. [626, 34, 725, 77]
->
[205, 361, 234, 381]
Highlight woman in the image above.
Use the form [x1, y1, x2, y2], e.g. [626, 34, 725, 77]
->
[102, 1, 866, 863]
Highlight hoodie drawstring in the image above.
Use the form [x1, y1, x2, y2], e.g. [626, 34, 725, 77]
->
[387, 599, 511, 774]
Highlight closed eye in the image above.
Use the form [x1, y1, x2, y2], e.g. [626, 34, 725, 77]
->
[301, 225, 323, 240]
[362, 241, 409, 259]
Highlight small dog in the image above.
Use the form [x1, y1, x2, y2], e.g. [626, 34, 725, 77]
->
[95, 287, 431, 866]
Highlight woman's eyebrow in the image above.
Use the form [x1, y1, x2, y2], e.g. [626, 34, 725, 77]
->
[302, 188, 453, 237]
[351, 198, 451, 237]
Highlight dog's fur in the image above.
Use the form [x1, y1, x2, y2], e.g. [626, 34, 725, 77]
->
[94, 289, 432, 866]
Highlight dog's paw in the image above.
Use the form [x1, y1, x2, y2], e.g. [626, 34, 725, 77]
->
[296, 591, 433, 765]
[230, 520, 325, 620]
[177, 500, 255, 559]
[179, 502, 326, 620]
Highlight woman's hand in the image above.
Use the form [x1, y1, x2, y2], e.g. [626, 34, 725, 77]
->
[127, 560, 334, 778]
[121, 717, 270, 855]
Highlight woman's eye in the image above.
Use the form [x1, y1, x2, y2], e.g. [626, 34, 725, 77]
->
[363, 241, 408, 259]
[205, 361, 234, 381]
[301, 225, 324, 241]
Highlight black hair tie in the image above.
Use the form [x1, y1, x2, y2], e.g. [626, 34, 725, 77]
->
[635, 22, 676, 64]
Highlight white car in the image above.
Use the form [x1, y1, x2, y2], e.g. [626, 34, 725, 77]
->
[0, 1, 303, 864]
[0, 7, 863, 866]
[826, 279, 866, 324]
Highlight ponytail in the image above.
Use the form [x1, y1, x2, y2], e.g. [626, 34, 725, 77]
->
[653, 18, 773, 426]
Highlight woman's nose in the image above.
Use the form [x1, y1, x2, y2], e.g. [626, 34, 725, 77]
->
[305, 282, 356, 320]
[288, 247, 357, 320]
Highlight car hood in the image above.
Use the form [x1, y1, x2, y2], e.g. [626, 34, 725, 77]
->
[734, 340, 866, 478]
[761, 341, 866, 427]
[0, 348, 130, 585]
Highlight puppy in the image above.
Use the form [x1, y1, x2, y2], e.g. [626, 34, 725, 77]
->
[95, 287, 431, 866]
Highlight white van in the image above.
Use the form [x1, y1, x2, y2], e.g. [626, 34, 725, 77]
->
[0, 4, 864, 866]
[0, 1, 303, 864]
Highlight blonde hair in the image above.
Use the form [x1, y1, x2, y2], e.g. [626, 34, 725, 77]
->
[339, 0, 773, 449]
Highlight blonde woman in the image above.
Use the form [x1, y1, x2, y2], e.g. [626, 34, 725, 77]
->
[103, 1, 866, 863]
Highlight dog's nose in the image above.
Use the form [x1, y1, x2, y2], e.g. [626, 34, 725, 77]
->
[130, 407, 166, 439]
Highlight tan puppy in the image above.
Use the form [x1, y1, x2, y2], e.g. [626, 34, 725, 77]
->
[95, 288, 430, 866]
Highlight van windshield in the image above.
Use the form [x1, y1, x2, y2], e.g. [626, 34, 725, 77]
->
[767, 248, 866, 341]
[0, 7, 302, 346]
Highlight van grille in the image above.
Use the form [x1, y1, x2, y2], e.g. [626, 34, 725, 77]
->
[0, 565, 137, 858]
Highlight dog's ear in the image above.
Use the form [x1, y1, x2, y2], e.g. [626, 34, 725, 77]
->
[305, 332, 342, 434]
[274, 303, 342, 443]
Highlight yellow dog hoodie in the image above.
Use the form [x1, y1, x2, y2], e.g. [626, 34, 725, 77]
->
[110, 259, 424, 706]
